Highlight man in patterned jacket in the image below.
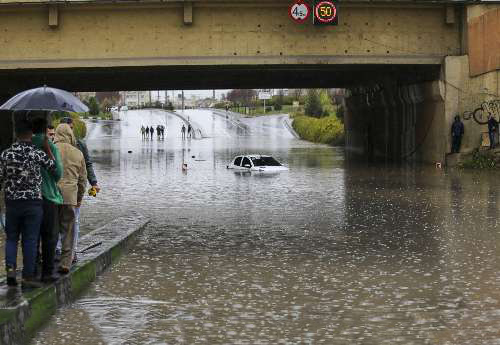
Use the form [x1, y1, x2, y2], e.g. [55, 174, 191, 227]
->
[0, 115, 56, 288]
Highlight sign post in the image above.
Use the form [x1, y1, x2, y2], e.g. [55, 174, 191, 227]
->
[289, 0, 310, 24]
[259, 91, 271, 113]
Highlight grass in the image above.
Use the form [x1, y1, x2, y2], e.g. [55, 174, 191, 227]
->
[292, 115, 345, 146]
[230, 104, 298, 117]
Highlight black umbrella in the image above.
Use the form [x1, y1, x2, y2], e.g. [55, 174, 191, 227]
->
[0, 86, 89, 113]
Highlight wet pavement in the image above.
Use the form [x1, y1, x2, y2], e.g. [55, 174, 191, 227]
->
[26, 109, 500, 344]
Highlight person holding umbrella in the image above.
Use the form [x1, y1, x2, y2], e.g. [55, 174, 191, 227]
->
[1, 85, 91, 273]
[0, 114, 56, 287]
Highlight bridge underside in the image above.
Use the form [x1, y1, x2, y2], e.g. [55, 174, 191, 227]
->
[0, 63, 440, 95]
[0, 0, 470, 164]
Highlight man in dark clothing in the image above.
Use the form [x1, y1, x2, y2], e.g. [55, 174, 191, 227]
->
[0, 116, 56, 288]
[32, 118, 64, 283]
[187, 124, 192, 139]
[150, 126, 155, 140]
[487, 115, 498, 149]
[451, 115, 464, 153]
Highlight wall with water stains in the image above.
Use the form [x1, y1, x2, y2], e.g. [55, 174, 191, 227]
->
[344, 81, 445, 164]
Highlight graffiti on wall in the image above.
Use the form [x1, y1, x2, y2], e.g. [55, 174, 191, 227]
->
[463, 99, 500, 124]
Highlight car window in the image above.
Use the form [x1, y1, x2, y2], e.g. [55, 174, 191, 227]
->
[250, 157, 282, 166]
[242, 157, 252, 167]
[234, 157, 242, 166]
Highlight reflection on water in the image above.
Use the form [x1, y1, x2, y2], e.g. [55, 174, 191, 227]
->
[32, 110, 500, 345]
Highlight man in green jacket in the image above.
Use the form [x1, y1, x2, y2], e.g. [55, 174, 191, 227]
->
[32, 118, 64, 282]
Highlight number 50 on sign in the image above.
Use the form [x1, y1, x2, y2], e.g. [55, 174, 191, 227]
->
[289, 1, 310, 23]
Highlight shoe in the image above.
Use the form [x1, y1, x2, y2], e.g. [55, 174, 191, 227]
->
[58, 266, 70, 275]
[6, 266, 17, 287]
[41, 275, 59, 284]
[22, 277, 43, 289]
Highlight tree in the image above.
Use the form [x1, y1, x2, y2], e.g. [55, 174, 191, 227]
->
[291, 89, 303, 101]
[319, 89, 334, 117]
[88, 97, 100, 116]
[274, 89, 284, 111]
[305, 89, 322, 118]
[226, 89, 257, 106]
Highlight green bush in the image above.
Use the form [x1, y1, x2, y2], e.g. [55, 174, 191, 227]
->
[305, 89, 323, 117]
[52, 112, 87, 140]
[292, 115, 344, 146]
[460, 149, 498, 169]
[87, 97, 100, 116]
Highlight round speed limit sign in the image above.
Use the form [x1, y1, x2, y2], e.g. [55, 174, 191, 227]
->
[289, 1, 310, 23]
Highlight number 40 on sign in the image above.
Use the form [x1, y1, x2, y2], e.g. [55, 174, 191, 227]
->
[289, 0, 310, 23]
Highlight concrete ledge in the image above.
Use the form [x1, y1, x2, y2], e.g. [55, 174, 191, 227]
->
[0, 213, 149, 345]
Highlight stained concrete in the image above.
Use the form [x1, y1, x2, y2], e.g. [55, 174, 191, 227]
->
[0, 214, 149, 345]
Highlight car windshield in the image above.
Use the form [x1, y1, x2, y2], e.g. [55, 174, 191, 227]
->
[250, 156, 282, 166]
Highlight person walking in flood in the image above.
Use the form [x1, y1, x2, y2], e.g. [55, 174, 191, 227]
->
[187, 123, 192, 139]
[54, 124, 87, 274]
[141, 125, 146, 140]
[0, 115, 56, 288]
[451, 115, 464, 153]
[150, 126, 155, 140]
[156, 125, 161, 140]
[487, 115, 498, 149]
[181, 124, 186, 139]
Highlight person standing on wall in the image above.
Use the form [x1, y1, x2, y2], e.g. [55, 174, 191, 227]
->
[0, 115, 56, 288]
[54, 123, 87, 273]
[32, 118, 64, 283]
[451, 115, 464, 153]
[487, 115, 498, 149]
[59, 117, 99, 263]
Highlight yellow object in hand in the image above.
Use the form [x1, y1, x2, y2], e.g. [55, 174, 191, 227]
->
[88, 187, 97, 197]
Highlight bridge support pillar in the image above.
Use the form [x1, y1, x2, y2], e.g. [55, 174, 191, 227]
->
[345, 80, 445, 164]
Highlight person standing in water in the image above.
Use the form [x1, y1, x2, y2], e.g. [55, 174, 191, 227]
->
[181, 124, 186, 139]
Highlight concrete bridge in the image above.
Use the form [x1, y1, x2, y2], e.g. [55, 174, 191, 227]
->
[0, 0, 499, 163]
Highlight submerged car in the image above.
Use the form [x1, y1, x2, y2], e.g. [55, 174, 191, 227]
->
[227, 154, 288, 172]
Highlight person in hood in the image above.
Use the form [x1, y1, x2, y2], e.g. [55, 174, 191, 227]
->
[54, 123, 87, 274]
[59, 117, 99, 263]
[451, 115, 464, 153]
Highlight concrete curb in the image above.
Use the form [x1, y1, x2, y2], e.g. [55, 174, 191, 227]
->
[0, 214, 150, 345]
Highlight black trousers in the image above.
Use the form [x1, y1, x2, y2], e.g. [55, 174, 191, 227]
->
[40, 198, 59, 277]
[452, 135, 462, 153]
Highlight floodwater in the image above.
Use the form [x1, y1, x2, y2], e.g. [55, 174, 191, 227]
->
[32, 109, 500, 345]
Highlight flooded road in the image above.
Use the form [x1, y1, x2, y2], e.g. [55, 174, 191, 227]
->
[33, 109, 500, 345]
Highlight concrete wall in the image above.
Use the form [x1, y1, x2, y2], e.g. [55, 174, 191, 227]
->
[344, 80, 445, 163]
[443, 55, 500, 155]
[0, 1, 461, 70]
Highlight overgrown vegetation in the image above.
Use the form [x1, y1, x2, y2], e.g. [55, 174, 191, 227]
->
[292, 115, 344, 146]
[459, 149, 499, 169]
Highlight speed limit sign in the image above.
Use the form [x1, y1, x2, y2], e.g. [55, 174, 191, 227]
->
[289, 0, 310, 23]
